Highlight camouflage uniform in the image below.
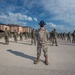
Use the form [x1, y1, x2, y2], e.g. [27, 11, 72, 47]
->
[24, 32, 27, 39]
[31, 29, 36, 45]
[19, 32, 23, 41]
[4, 28, 9, 45]
[67, 32, 71, 42]
[72, 31, 75, 43]
[13, 30, 18, 42]
[51, 29, 58, 46]
[27, 32, 29, 39]
[34, 21, 49, 65]
[37, 27, 49, 58]
[63, 32, 66, 40]
[60, 33, 63, 40]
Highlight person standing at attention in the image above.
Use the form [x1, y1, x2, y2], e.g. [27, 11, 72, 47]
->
[34, 20, 49, 65]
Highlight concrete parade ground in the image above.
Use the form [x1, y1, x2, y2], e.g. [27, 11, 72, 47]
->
[0, 38, 75, 75]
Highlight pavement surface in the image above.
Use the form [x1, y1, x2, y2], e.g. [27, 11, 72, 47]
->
[0, 38, 75, 75]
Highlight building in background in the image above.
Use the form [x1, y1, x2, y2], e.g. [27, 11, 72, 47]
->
[0, 23, 32, 33]
[9, 24, 19, 33]
[9, 24, 23, 33]
[0, 24, 10, 32]
[18, 26, 23, 33]
[23, 26, 32, 33]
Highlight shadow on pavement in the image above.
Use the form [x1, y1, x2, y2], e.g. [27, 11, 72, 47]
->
[9, 41, 32, 45]
[17, 42, 32, 45]
[9, 41, 16, 43]
[7, 49, 45, 64]
[63, 43, 75, 46]
[0, 42, 4, 45]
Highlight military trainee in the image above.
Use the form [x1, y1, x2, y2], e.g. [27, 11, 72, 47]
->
[19, 32, 23, 41]
[72, 30, 75, 43]
[4, 28, 10, 45]
[24, 32, 28, 40]
[34, 21, 49, 65]
[67, 32, 71, 42]
[51, 29, 58, 46]
[31, 29, 36, 45]
[13, 30, 18, 42]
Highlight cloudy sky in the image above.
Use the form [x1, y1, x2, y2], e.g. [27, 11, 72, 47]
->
[0, 0, 75, 32]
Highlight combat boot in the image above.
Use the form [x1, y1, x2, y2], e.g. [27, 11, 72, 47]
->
[55, 44, 58, 46]
[34, 57, 40, 64]
[4, 42, 7, 45]
[4, 43, 7, 45]
[34, 42, 36, 46]
[7, 42, 9, 45]
[45, 55, 49, 65]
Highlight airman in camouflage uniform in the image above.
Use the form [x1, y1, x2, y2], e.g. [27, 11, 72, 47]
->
[72, 30, 75, 43]
[13, 30, 18, 42]
[63, 32, 66, 40]
[60, 33, 63, 40]
[24, 32, 27, 40]
[50, 31, 54, 43]
[51, 29, 58, 46]
[31, 29, 36, 45]
[19, 32, 23, 41]
[67, 32, 71, 42]
[28, 32, 31, 39]
[4, 28, 9, 45]
[34, 21, 49, 65]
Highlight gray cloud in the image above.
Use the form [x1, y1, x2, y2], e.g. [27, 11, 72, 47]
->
[46, 22, 72, 32]
[0, 12, 37, 25]
[41, 0, 75, 25]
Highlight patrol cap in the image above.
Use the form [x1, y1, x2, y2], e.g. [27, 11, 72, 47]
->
[54, 29, 56, 31]
[39, 20, 46, 25]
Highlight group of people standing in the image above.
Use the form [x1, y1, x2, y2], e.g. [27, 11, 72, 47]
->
[4, 28, 32, 45]
[58, 31, 75, 43]
[31, 27, 58, 46]
[1, 20, 75, 65]
[4, 28, 18, 45]
[3, 21, 49, 65]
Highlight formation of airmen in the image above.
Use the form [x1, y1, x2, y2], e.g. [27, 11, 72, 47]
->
[31, 29, 36, 45]
[2, 28, 75, 46]
[50, 29, 58, 46]
[0, 20, 75, 65]
[59, 31, 75, 43]
[4, 28, 10, 45]
[2, 29, 32, 45]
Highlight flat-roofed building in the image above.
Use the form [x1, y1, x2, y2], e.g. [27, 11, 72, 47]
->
[0, 24, 32, 33]
[9, 24, 19, 33]
[18, 26, 23, 33]
[23, 26, 32, 33]
[0, 24, 10, 32]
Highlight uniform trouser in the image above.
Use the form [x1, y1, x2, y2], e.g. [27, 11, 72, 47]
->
[67, 37, 71, 42]
[52, 38, 57, 45]
[25, 35, 27, 39]
[72, 37, 75, 43]
[37, 43, 48, 58]
[63, 37, 66, 40]
[5, 36, 9, 44]
[49, 37, 52, 43]
[31, 38, 36, 45]
[14, 37, 17, 42]
[20, 36, 23, 40]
